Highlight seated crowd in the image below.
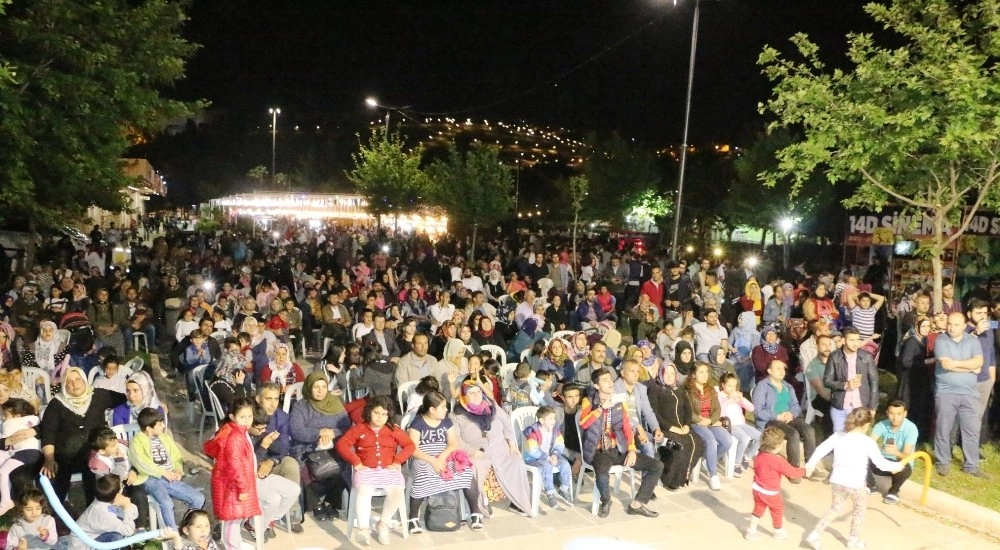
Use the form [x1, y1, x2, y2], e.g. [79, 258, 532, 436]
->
[0, 220, 984, 549]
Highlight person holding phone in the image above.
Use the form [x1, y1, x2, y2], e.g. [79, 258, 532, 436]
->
[866, 400, 917, 504]
[824, 327, 880, 433]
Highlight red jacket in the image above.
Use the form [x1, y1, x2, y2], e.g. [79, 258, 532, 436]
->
[752, 451, 805, 492]
[335, 423, 415, 469]
[204, 422, 261, 521]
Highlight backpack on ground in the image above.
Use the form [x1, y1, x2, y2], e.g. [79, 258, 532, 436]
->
[423, 489, 462, 532]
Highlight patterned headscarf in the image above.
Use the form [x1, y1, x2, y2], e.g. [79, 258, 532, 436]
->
[55, 367, 94, 417]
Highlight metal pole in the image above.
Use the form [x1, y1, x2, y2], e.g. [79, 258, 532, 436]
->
[270, 110, 278, 185]
[670, 0, 700, 260]
[384, 111, 391, 140]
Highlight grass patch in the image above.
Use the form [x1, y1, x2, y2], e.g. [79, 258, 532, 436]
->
[911, 442, 1000, 511]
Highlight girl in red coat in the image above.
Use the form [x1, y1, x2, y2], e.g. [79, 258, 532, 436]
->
[335, 395, 415, 546]
[204, 397, 260, 549]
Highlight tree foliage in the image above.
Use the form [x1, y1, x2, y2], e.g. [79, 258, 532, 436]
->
[759, 0, 1000, 309]
[582, 132, 662, 223]
[247, 165, 268, 189]
[347, 127, 429, 223]
[426, 144, 514, 260]
[0, 0, 202, 224]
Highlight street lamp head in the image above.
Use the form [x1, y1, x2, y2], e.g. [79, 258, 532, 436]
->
[365, 97, 378, 108]
[712, 247, 722, 257]
[780, 217, 794, 232]
[269, 107, 280, 115]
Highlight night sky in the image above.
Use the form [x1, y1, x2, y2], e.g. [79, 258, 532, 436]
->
[174, 0, 877, 145]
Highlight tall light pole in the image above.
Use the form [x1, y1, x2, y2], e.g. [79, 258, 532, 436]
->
[780, 217, 794, 270]
[670, 0, 701, 260]
[268, 107, 280, 186]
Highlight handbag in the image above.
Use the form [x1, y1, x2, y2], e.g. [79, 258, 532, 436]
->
[423, 490, 462, 532]
[304, 449, 341, 481]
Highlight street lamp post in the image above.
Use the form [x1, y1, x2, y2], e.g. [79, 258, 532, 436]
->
[365, 97, 410, 142]
[670, 0, 701, 261]
[268, 107, 281, 186]
[780, 217, 794, 270]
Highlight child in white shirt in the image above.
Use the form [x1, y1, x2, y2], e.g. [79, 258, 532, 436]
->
[0, 399, 40, 515]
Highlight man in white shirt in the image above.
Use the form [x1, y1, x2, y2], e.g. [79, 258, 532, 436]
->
[460, 268, 484, 293]
[514, 289, 537, 328]
[428, 291, 456, 335]
[693, 308, 729, 361]
[351, 309, 376, 343]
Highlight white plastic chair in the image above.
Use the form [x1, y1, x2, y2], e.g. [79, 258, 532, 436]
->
[574, 418, 635, 515]
[509, 406, 543, 517]
[122, 356, 143, 374]
[22, 367, 52, 405]
[56, 329, 71, 348]
[519, 348, 532, 362]
[88, 366, 134, 386]
[111, 423, 141, 442]
[498, 364, 517, 393]
[479, 344, 506, 366]
[396, 381, 418, 413]
[801, 372, 825, 425]
[131, 332, 148, 353]
[283, 381, 304, 413]
[345, 368, 367, 402]
[693, 437, 740, 479]
[342, 473, 409, 542]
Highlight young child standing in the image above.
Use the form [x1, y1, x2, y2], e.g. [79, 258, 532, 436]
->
[522, 406, 572, 510]
[165, 508, 219, 550]
[88, 427, 151, 529]
[718, 373, 761, 476]
[70, 474, 138, 550]
[744, 426, 805, 540]
[128, 408, 205, 529]
[203, 397, 261, 549]
[804, 408, 905, 550]
[6, 491, 58, 549]
[0, 399, 40, 515]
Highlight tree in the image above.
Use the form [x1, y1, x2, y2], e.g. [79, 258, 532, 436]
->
[0, 0, 201, 268]
[625, 188, 672, 233]
[246, 165, 268, 189]
[427, 144, 514, 262]
[347, 127, 428, 236]
[583, 132, 662, 224]
[724, 129, 838, 245]
[568, 175, 589, 279]
[759, 0, 1000, 310]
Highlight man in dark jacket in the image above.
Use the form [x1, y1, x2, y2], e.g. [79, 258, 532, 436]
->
[252, 383, 304, 533]
[824, 326, 879, 433]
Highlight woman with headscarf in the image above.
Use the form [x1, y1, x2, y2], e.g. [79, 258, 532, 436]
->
[751, 325, 790, 384]
[440, 338, 469, 401]
[428, 320, 457, 361]
[472, 316, 506, 349]
[568, 331, 591, 362]
[39, 366, 126, 501]
[898, 315, 934, 441]
[636, 340, 662, 382]
[802, 282, 839, 323]
[739, 278, 764, 326]
[673, 340, 697, 379]
[0, 322, 16, 367]
[290, 371, 352, 520]
[484, 270, 506, 308]
[707, 344, 737, 386]
[730, 311, 759, 390]
[20, 320, 68, 376]
[261, 342, 305, 394]
[539, 337, 575, 383]
[241, 316, 275, 384]
[451, 380, 533, 516]
[110, 371, 165, 426]
[645, 362, 705, 491]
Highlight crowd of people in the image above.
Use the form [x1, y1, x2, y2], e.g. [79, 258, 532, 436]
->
[0, 217, 995, 549]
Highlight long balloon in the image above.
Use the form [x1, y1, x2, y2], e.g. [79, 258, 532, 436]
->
[38, 475, 164, 549]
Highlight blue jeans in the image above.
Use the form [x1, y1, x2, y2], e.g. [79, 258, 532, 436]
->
[730, 423, 762, 464]
[95, 533, 124, 543]
[527, 456, 571, 493]
[143, 477, 206, 528]
[691, 424, 734, 476]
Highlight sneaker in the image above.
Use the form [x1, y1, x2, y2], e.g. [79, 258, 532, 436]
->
[883, 494, 900, 505]
[241, 520, 257, 542]
[708, 475, 721, 491]
[264, 526, 276, 540]
[805, 531, 822, 550]
[847, 537, 867, 549]
[545, 492, 562, 510]
[773, 528, 789, 539]
[355, 530, 370, 546]
[277, 516, 303, 533]
[965, 469, 990, 479]
[743, 529, 760, 540]
[375, 522, 390, 545]
[597, 500, 611, 518]
[557, 487, 573, 503]
[469, 513, 484, 530]
[733, 466, 744, 478]
[408, 519, 424, 535]
[936, 463, 950, 476]
[866, 485, 878, 495]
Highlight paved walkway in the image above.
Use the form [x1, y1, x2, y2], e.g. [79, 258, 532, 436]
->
[155, 355, 997, 550]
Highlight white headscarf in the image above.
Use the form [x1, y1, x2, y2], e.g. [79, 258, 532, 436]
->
[33, 321, 61, 372]
[126, 371, 162, 422]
